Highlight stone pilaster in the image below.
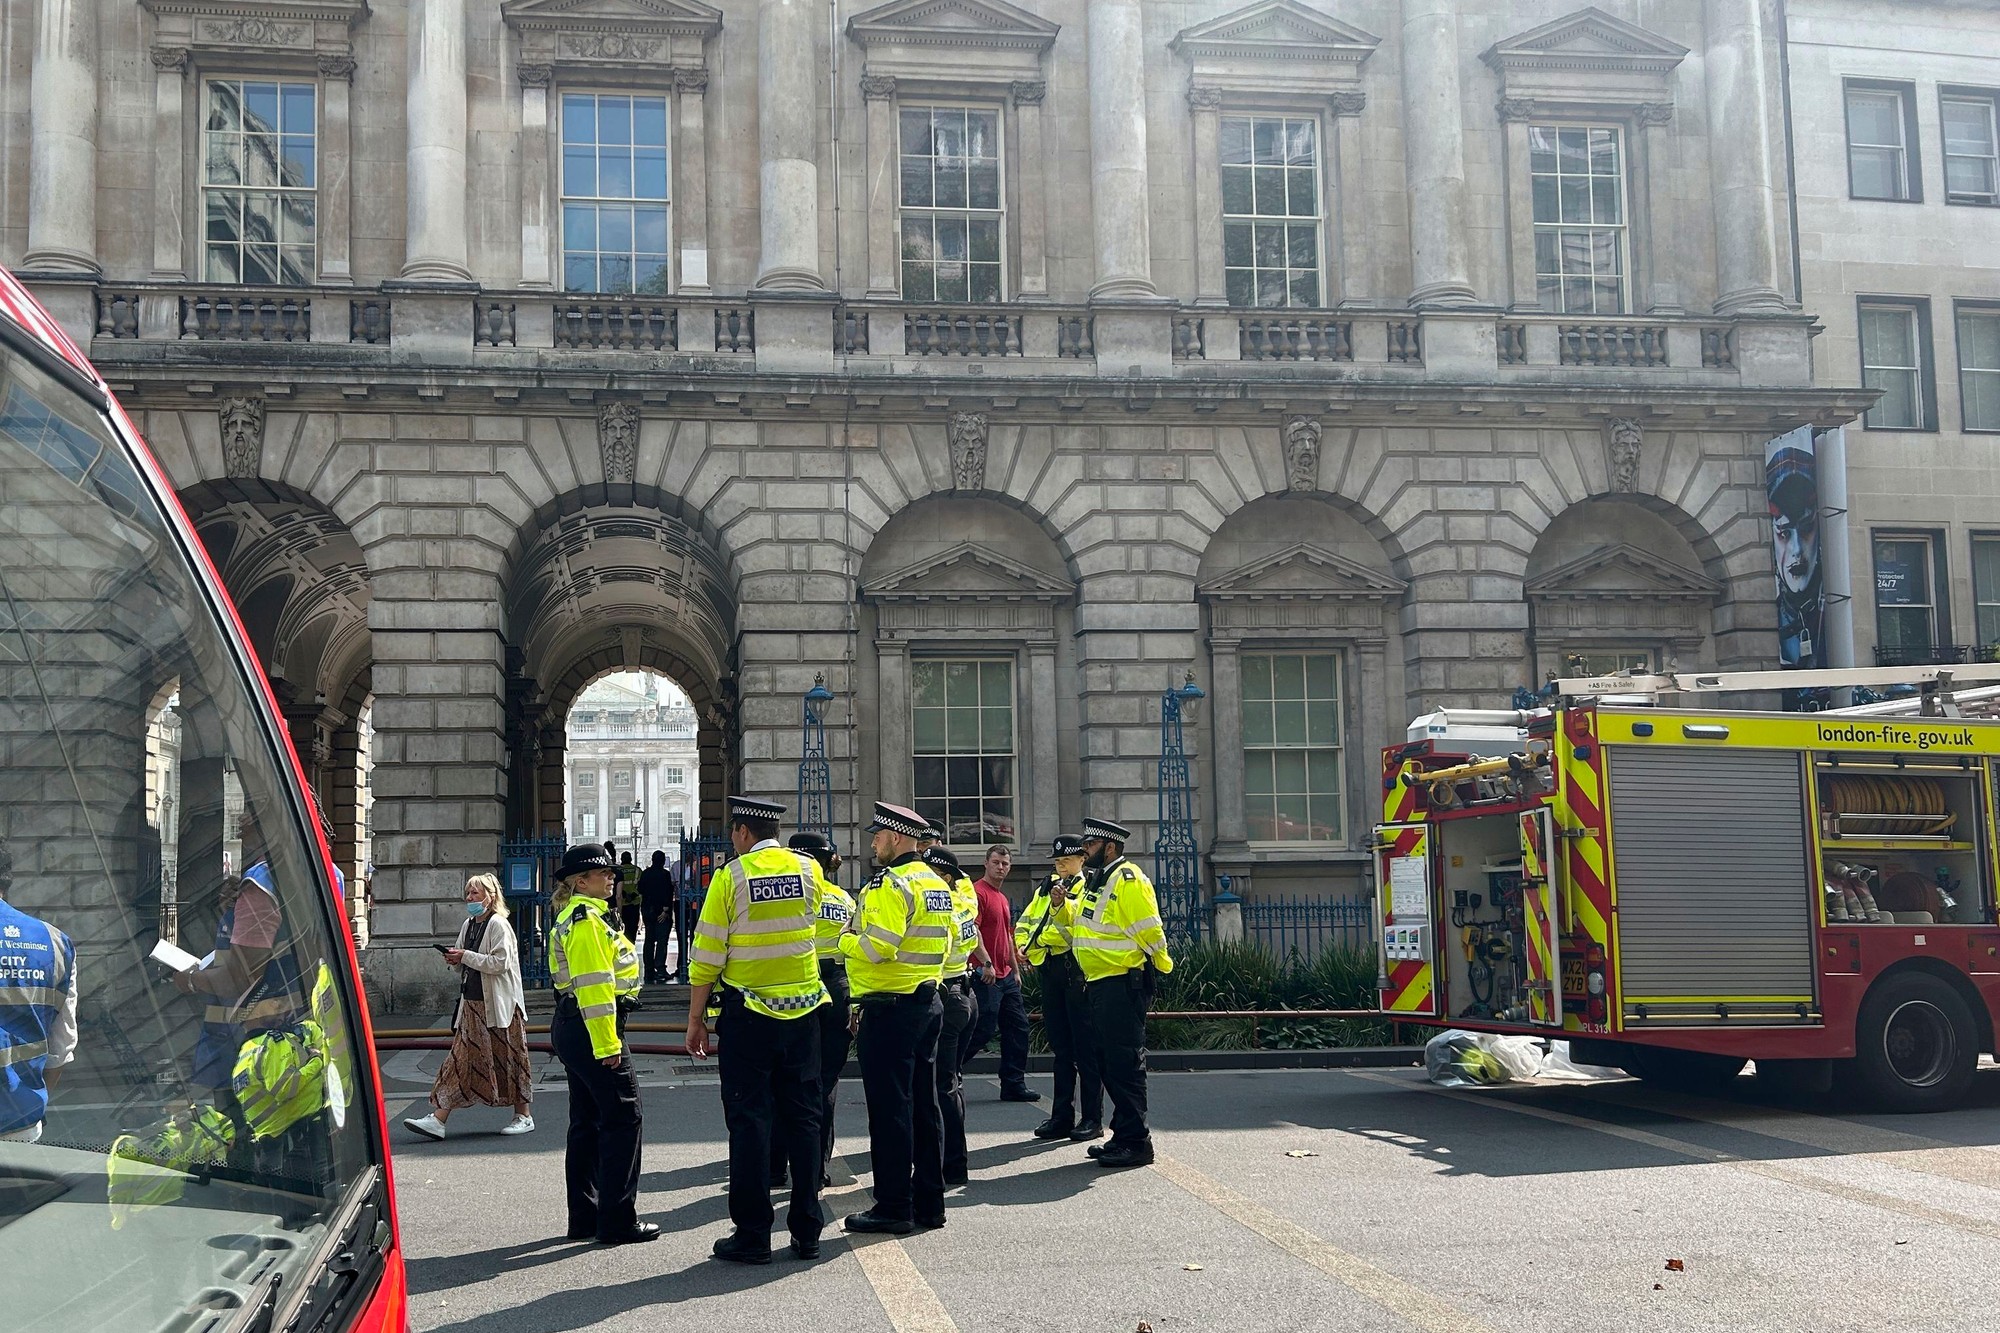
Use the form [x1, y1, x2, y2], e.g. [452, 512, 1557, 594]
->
[1330, 91, 1371, 306]
[1399, 0, 1475, 307]
[675, 69, 713, 294]
[1703, 0, 1789, 314]
[402, 0, 472, 283]
[23, 0, 100, 273]
[1011, 80, 1050, 301]
[149, 47, 189, 278]
[754, 0, 825, 292]
[1086, 0, 1158, 302]
[517, 63, 554, 288]
[317, 54, 356, 284]
[1187, 85, 1227, 308]
[862, 73, 899, 299]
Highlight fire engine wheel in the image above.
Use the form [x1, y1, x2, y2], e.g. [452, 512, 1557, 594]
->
[1618, 1045, 1747, 1092]
[1848, 972, 1977, 1113]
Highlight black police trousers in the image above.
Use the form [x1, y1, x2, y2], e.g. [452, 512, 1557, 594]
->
[937, 975, 979, 1176]
[1041, 952, 1103, 1124]
[717, 990, 823, 1244]
[818, 964, 853, 1166]
[1085, 969, 1151, 1148]
[854, 985, 945, 1222]
[551, 1000, 643, 1239]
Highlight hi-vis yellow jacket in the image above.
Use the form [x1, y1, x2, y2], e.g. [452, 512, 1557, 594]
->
[946, 874, 980, 975]
[1015, 872, 1082, 965]
[839, 856, 955, 996]
[550, 895, 640, 1059]
[816, 881, 856, 961]
[1070, 858, 1175, 983]
[690, 845, 829, 1019]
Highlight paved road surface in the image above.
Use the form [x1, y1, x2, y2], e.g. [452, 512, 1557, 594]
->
[385, 1043, 2000, 1333]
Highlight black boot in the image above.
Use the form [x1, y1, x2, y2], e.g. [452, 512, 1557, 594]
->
[1069, 1119, 1104, 1142]
[1033, 1116, 1075, 1140]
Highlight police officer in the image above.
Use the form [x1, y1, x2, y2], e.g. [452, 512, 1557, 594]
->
[0, 839, 77, 1145]
[1071, 817, 1174, 1168]
[548, 843, 655, 1244]
[1015, 834, 1103, 1143]
[841, 802, 956, 1235]
[683, 797, 828, 1264]
[793, 832, 854, 1185]
[920, 839, 986, 1187]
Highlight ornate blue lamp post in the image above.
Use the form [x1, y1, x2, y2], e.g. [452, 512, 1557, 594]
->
[1156, 671, 1206, 942]
[797, 674, 835, 845]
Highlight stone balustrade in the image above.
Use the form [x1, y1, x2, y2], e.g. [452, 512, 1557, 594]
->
[76, 282, 1811, 390]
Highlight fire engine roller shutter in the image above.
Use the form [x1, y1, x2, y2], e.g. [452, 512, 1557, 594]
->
[1605, 744, 1816, 1013]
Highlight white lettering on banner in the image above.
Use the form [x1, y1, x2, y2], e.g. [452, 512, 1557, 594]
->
[747, 875, 806, 904]
[922, 890, 954, 914]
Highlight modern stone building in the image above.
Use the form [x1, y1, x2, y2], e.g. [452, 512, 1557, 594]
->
[563, 672, 701, 848]
[0, 0, 1870, 1007]
[1786, 0, 2000, 671]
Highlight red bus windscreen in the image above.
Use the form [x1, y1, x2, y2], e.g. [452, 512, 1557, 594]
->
[0, 289, 398, 1330]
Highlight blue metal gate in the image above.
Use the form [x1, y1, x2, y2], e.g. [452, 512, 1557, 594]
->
[499, 831, 567, 988]
[675, 828, 733, 982]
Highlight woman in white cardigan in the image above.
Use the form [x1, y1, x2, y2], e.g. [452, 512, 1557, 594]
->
[405, 874, 535, 1139]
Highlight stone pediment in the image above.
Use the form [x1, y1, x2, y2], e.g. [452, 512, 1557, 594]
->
[1198, 544, 1406, 602]
[503, 0, 721, 71]
[501, 0, 722, 33]
[1172, 1, 1381, 66]
[862, 542, 1074, 603]
[1525, 543, 1719, 601]
[847, 0, 1060, 53]
[1484, 7, 1686, 111]
[140, 0, 370, 56]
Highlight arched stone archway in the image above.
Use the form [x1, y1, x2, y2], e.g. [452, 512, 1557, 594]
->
[499, 487, 739, 838]
[179, 477, 374, 902]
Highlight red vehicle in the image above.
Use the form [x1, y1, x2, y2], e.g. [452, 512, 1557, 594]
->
[0, 270, 405, 1330]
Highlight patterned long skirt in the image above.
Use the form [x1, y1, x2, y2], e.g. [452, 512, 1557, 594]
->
[430, 1000, 534, 1113]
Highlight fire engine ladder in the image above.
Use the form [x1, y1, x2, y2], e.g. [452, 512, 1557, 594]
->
[1551, 664, 2000, 716]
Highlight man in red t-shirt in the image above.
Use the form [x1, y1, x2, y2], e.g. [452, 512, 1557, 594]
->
[969, 846, 1038, 1103]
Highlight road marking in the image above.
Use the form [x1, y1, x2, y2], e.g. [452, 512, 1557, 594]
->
[833, 1153, 962, 1333]
[1149, 1151, 1501, 1333]
[1591, 1082, 2000, 1194]
[1350, 1071, 2000, 1244]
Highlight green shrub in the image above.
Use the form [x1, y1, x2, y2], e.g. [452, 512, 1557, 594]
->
[1017, 939, 1393, 1051]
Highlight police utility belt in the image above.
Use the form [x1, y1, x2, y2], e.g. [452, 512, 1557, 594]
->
[941, 973, 975, 994]
[856, 979, 938, 1008]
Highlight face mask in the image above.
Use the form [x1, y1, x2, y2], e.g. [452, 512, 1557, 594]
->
[466, 900, 485, 917]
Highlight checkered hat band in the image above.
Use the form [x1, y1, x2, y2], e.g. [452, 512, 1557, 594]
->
[1083, 818, 1131, 841]
[730, 796, 786, 820]
[869, 803, 929, 837]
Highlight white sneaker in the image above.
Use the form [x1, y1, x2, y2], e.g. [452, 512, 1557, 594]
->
[500, 1114, 535, 1136]
[404, 1113, 446, 1141]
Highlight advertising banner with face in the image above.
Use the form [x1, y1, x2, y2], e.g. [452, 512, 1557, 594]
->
[1766, 426, 1826, 708]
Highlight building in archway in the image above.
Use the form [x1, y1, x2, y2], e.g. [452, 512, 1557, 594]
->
[563, 674, 701, 852]
[4, 0, 1874, 1008]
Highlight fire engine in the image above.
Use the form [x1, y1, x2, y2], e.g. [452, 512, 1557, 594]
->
[1375, 664, 2000, 1111]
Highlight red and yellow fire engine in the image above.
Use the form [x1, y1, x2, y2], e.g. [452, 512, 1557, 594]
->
[1375, 665, 2000, 1110]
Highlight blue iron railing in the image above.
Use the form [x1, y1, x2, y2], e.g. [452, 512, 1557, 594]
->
[1155, 674, 1206, 942]
[499, 831, 568, 987]
[675, 828, 734, 982]
[1238, 894, 1374, 964]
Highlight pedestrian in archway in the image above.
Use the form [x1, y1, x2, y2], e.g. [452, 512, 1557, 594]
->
[405, 874, 533, 1140]
[638, 851, 674, 984]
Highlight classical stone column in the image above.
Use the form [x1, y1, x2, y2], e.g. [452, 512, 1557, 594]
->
[1086, 0, 1158, 301]
[1208, 640, 1247, 847]
[518, 63, 555, 288]
[1012, 80, 1050, 301]
[149, 47, 189, 278]
[754, 0, 825, 291]
[1399, 0, 1475, 306]
[862, 73, 899, 298]
[1187, 85, 1227, 308]
[318, 54, 356, 284]
[1636, 103, 1681, 313]
[402, 0, 472, 282]
[24, 0, 100, 273]
[1703, 0, 1788, 314]
[675, 69, 712, 293]
[1028, 644, 1060, 849]
[1330, 91, 1371, 305]
[598, 761, 610, 836]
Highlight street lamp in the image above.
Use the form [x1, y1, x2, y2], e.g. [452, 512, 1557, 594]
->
[798, 673, 835, 845]
[1156, 671, 1206, 941]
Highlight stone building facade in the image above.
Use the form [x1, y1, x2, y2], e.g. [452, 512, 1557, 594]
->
[563, 672, 701, 849]
[0, 0, 1869, 1008]
[1786, 0, 2000, 670]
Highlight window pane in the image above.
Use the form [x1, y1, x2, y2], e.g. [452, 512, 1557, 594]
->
[1287, 169, 1317, 217]
[946, 706, 977, 751]
[634, 145, 667, 200]
[281, 83, 315, 134]
[914, 757, 946, 800]
[280, 195, 314, 246]
[935, 161, 967, 209]
[1221, 117, 1251, 165]
[599, 255, 632, 292]
[1849, 145, 1901, 199]
[207, 82, 241, 133]
[599, 205, 633, 254]
[1864, 366, 1919, 429]
[1287, 119, 1316, 165]
[636, 207, 669, 255]
[562, 253, 596, 291]
[564, 95, 594, 144]
[1254, 166, 1285, 214]
[980, 660, 1011, 704]
[243, 135, 278, 188]
[1591, 176, 1620, 224]
[1961, 311, 2000, 370]
[969, 218, 1000, 264]
[1558, 128, 1588, 167]
[1272, 654, 1306, 699]
[1560, 177, 1590, 224]
[1306, 749, 1340, 798]
[280, 135, 314, 189]
[1226, 270, 1255, 307]
[1948, 154, 1997, 200]
[634, 97, 667, 147]
[1528, 126, 1556, 173]
[278, 245, 314, 285]
[1274, 749, 1308, 794]
[913, 707, 945, 752]
[1273, 699, 1306, 740]
[600, 149, 633, 198]
[912, 660, 943, 708]
[242, 244, 278, 285]
[969, 160, 1000, 211]
[1253, 119, 1282, 165]
[1848, 90, 1901, 146]
[1304, 654, 1336, 699]
[1244, 752, 1273, 796]
[981, 708, 1010, 751]
[243, 82, 280, 134]
[241, 193, 278, 243]
[901, 159, 932, 209]
[1862, 306, 1917, 366]
[1966, 370, 2000, 432]
[1305, 701, 1337, 747]
[1222, 165, 1253, 216]
[1242, 653, 1272, 700]
[935, 216, 967, 261]
[1242, 700, 1273, 748]
[204, 193, 239, 242]
[1287, 225, 1318, 268]
[564, 147, 596, 197]
[204, 243, 240, 283]
[1589, 128, 1619, 175]
[599, 97, 631, 145]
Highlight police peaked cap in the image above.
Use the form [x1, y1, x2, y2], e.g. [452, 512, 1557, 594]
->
[925, 817, 948, 840]
[729, 794, 787, 822]
[1082, 816, 1132, 843]
[922, 845, 963, 877]
[869, 801, 930, 837]
[557, 843, 617, 880]
[1051, 833, 1086, 857]
[788, 832, 836, 856]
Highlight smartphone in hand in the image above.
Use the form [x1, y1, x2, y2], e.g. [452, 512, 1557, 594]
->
[432, 943, 451, 954]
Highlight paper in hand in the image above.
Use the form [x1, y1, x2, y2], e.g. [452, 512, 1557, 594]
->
[149, 938, 204, 973]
